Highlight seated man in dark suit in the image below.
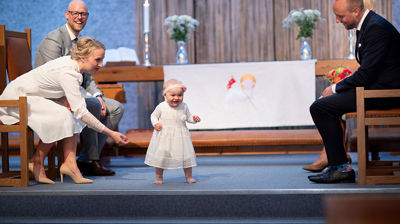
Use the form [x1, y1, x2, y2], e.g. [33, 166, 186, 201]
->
[308, 0, 400, 183]
[35, 0, 124, 176]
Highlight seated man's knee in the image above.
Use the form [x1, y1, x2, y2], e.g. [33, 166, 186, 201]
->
[309, 100, 321, 116]
[85, 97, 102, 118]
[105, 99, 124, 120]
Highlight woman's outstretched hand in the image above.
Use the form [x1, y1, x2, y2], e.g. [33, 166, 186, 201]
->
[110, 131, 129, 145]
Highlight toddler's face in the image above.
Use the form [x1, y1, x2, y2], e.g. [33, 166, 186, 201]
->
[165, 87, 184, 107]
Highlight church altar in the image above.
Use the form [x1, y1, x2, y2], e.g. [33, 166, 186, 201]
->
[164, 60, 316, 129]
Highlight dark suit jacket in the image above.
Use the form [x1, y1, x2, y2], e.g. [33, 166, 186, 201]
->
[336, 11, 400, 93]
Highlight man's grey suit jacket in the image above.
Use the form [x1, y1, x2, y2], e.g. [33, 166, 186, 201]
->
[34, 25, 102, 96]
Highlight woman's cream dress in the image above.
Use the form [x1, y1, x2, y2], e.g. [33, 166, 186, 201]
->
[0, 56, 105, 143]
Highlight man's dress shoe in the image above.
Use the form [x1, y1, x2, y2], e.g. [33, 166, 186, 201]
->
[77, 160, 115, 176]
[308, 167, 355, 183]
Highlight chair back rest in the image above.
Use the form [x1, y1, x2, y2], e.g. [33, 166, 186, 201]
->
[0, 25, 32, 94]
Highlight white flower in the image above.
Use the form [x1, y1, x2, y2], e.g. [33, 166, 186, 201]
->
[282, 8, 324, 39]
[164, 14, 199, 42]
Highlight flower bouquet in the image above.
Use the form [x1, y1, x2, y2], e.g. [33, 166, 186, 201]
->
[164, 15, 199, 42]
[282, 9, 324, 39]
[324, 66, 352, 84]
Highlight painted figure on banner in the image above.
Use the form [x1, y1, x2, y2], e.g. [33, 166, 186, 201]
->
[223, 74, 257, 112]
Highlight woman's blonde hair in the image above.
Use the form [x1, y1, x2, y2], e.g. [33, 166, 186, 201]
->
[363, 0, 375, 10]
[71, 36, 105, 60]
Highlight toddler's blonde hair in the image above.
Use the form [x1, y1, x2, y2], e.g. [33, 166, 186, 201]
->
[163, 79, 187, 95]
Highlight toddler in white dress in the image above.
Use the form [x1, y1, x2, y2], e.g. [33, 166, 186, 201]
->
[144, 79, 200, 184]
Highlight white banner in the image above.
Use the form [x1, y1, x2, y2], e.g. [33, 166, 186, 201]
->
[164, 60, 316, 130]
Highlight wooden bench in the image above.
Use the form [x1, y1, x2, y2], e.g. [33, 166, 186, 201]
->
[102, 129, 323, 157]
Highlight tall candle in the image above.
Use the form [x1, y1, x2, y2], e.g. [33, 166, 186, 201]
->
[143, 0, 150, 33]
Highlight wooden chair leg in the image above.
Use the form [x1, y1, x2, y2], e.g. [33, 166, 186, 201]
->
[358, 126, 368, 185]
[56, 140, 64, 173]
[19, 129, 29, 187]
[1, 133, 9, 172]
[47, 146, 57, 180]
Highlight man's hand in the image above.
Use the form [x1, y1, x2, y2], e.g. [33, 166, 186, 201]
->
[320, 85, 334, 99]
[97, 96, 107, 119]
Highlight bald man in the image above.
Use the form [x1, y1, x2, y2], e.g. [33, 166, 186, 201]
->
[308, 0, 400, 183]
[35, 0, 124, 176]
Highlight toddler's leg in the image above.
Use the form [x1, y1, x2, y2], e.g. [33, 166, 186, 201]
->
[184, 167, 196, 184]
[154, 168, 163, 184]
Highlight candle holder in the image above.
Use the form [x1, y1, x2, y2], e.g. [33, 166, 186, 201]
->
[345, 29, 356, 60]
[142, 0, 151, 66]
[142, 32, 151, 66]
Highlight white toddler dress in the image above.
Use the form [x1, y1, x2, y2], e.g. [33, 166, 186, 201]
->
[0, 56, 105, 143]
[144, 101, 197, 169]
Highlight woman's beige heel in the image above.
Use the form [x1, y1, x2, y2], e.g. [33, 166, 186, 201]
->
[60, 164, 93, 184]
[60, 172, 64, 184]
[29, 162, 55, 184]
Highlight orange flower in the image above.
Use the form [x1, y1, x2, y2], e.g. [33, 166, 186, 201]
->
[333, 76, 342, 83]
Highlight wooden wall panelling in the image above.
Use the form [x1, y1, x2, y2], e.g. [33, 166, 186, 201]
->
[262, 0, 275, 61]
[374, 0, 392, 22]
[327, 0, 348, 59]
[195, 0, 232, 63]
[273, 0, 291, 60]
[310, 0, 330, 60]
[230, 0, 275, 62]
[136, 0, 393, 64]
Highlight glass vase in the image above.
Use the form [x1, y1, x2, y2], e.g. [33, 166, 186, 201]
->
[176, 41, 188, 64]
[300, 37, 312, 60]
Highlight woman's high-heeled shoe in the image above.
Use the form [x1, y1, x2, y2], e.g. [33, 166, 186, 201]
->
[346, 154, 353, 164]
[28, 162, 34, 173]
[60, 164, 93, 184]
[303, 154, 353, 172]
[28, 162, 55, 184]
[302, 160, 328, 172]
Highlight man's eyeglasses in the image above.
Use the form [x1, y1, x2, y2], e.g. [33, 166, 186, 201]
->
[68, 11, 89, 18]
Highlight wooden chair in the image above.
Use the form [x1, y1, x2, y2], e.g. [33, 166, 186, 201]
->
[353, 87, 400, 185]
[0, 24, 34, 187]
